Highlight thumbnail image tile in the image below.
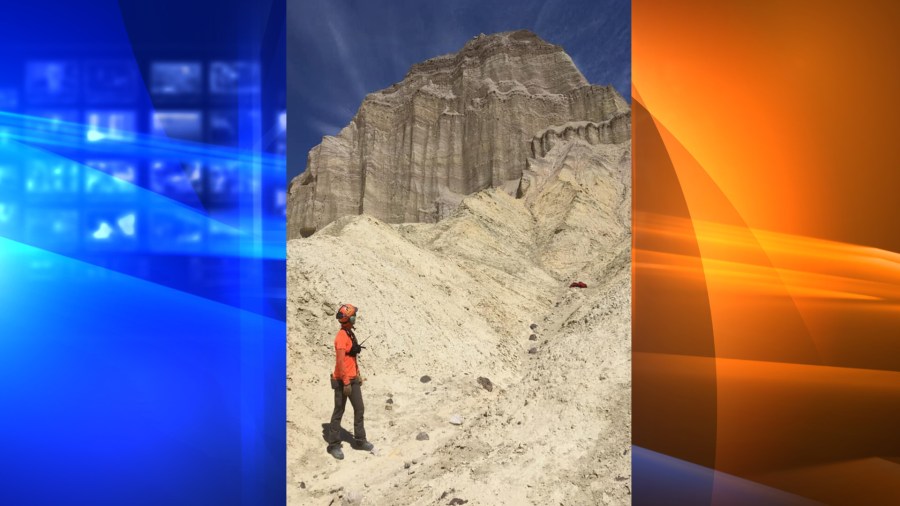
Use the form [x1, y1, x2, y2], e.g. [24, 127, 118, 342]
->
[25, 257, 76, 282]
[84, 160, 138, 195]
[0, 164, 20, 194]
[209, 61, 260, 95]
[85, 210, 139, 250]
[209, 110, 239, 146]
[85, 60, 138, 104]
[0, 202, 19, 235]
[148, 211, 206, 253]
[151, 110, 203, 142]
[25, 160, 80, 197]
[208, 219, 241, 249]
[25, 209, 79, 250]
[207, 161, 257, 204]
[25, 109, 80, 136]
[85, 110, 137, 142]
[24, 61, 79, 104]
[150, 160, 203, 198]
[150, 62, 202, 97]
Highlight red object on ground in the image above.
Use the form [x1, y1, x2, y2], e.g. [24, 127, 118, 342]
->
[569, 281, 587, 288]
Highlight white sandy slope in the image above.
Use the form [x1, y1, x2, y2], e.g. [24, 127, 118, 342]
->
[287, 137, 631, 506]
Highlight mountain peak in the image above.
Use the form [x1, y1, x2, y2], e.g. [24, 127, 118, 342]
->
[289, 30, 629, 239]
[461, 29, 551, 50]
[404, 29, 570, 86]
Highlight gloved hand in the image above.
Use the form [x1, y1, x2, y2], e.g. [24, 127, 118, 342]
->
[358, 375, 366, 384]
[342, 384, 352, 397]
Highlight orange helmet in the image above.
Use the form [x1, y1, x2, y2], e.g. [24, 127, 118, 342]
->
[335, 303, 358, 324]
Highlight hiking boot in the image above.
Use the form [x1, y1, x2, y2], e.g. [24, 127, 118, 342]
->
[352, 439, 374, 451]
[327, 444, 344, 460]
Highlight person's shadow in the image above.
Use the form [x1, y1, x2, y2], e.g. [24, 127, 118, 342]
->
[321, 423, 354, 444]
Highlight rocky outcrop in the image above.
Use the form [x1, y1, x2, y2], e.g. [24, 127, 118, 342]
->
[288, 29, 630, 238]
[528, 114, 631, 159]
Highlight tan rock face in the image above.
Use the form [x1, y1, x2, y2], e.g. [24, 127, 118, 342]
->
[288, 29, 630, 238]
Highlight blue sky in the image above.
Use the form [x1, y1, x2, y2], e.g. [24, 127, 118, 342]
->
[287, 0, 630, 179]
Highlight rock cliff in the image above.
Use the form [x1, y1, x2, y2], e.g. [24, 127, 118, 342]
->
[288, 29, 630, 238]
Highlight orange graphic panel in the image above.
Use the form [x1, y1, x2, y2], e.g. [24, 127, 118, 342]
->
[633, 1, 900, 504]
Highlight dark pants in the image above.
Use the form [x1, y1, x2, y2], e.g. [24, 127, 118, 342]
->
[327, 377, 366, 446]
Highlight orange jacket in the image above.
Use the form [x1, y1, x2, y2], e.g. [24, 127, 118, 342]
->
[332, 328, 358, 385]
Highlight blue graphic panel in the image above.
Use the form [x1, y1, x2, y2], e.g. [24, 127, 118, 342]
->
[0, 0, 286, 504]
[632, 447, 820, 506]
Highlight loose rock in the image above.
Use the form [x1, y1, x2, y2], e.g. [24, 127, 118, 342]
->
[449, 414, 463, 425]
[529, 334, 537, 341]
[530, 323, 538, 330]
[477, 376, 494, 392]
[528, 347, 538, 354]
[420, 375, 432, 383]
[386, 398, 394, 404]
[449, 499, 468, 506]
[342, 490, 363, 505]
[416, 432, 430, 441]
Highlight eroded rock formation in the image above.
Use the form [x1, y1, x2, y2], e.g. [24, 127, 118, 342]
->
[288, 29, 630, 238]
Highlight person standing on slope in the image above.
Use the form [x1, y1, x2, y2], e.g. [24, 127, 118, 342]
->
[326, 303, 373, 459]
